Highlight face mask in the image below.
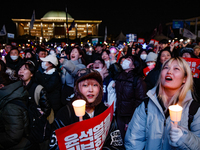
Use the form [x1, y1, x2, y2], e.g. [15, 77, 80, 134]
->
[10, 55, 18, 61]
[147, 62, 155, 66]
[86, 51, 92, 56]
[41, 61, 48, 70]
[121, 59, 131, 70]
[94, 68, 102, 72]
[50, 51, 55, 55]
[140, 54, 147, 60]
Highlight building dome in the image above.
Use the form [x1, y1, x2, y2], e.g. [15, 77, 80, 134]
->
[41, 11, 73, 20]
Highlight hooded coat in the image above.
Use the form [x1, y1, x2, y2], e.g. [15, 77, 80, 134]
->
[0, 81, 31, 149]
[125, 87, 200, 150]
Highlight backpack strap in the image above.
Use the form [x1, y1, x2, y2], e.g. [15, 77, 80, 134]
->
[66, 105, 71, 118]
[47, 109, 54, 124]
[34, 85, 43, 105]
[188, 100, 200, 130]
[34, 84, 55, 124]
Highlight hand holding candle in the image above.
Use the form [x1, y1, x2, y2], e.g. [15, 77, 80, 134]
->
[72, 100, 86, 122]
[169, 104, 183, 127]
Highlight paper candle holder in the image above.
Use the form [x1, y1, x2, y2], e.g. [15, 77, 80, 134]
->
[169, 104, 183, 123]
[72, 99, 86, 117]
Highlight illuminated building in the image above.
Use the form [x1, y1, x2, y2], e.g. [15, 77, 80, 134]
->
[12, 11, 102, 41]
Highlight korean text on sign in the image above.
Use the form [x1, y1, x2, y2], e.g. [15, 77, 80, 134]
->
[55, 103, 114, 150]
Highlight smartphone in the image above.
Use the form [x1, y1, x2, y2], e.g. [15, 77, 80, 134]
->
[89, 64, 93, 69]
[184, 41, 188, 44]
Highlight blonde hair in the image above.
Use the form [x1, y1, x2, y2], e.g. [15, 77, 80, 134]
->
[156, 57, 193, 108]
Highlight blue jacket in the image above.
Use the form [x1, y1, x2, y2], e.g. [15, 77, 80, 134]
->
[124, 87, 200, 150]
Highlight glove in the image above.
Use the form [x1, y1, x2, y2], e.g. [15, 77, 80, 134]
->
[170, 122, 183, 143]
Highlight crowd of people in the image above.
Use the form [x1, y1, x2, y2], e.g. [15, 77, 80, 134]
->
[0, 38, 200, 149]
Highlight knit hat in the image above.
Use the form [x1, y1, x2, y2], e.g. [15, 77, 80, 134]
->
[145, 52, 157, 62]
[74, 68, 103, 107]
[40, 54, 58, 66]
[146, 44, 154, 50]
[193, 45, 200, 50]
[179, 47, 194, 57]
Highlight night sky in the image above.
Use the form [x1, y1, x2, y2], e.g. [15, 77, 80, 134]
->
[1, 0, 200, 38]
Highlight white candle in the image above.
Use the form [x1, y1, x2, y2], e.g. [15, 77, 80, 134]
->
[169, 104, 183, 127]
[72, 100, 86, 121]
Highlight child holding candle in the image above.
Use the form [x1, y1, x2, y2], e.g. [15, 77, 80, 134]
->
[125, 57, 200, 149]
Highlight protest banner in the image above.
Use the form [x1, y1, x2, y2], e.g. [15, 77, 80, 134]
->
[92, 38, 98, 46]
[11, 42, 17, 46]
[126, 34, 137, 42]
[149, 39, 159, 46]
[7, 33, 15, 39]
[55, 103, 114, 150]
[138, 38, 145, 44]
[183, 58, 200, 78]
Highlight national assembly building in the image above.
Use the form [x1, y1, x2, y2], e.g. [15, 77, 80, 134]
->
[12, 11, 102, 41]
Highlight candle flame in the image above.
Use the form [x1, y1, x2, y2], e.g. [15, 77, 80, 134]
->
[169, 104, 183, 111]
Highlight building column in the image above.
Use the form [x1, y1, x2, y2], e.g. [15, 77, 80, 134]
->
[16, 22, 19, 37]
[92, 26, 94, 36]
[75, 23, 78, 39]
[86, 23, 88, 36]
[96, 24, 99, 36]
[52, 23, 55, 38]
[64, 23, 66, 38]
[29, 23, 31, 36]
[41, 22, 43, 39]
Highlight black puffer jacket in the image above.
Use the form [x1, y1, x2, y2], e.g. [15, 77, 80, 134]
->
[35, 69, 62, 115]
[25, 79, 51, 116]
[115, 70, 147, 117]
[115, 70, 147, 139]
[0, 81, 31, 150]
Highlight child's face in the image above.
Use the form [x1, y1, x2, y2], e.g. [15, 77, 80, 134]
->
[78, 79, 100, 104]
